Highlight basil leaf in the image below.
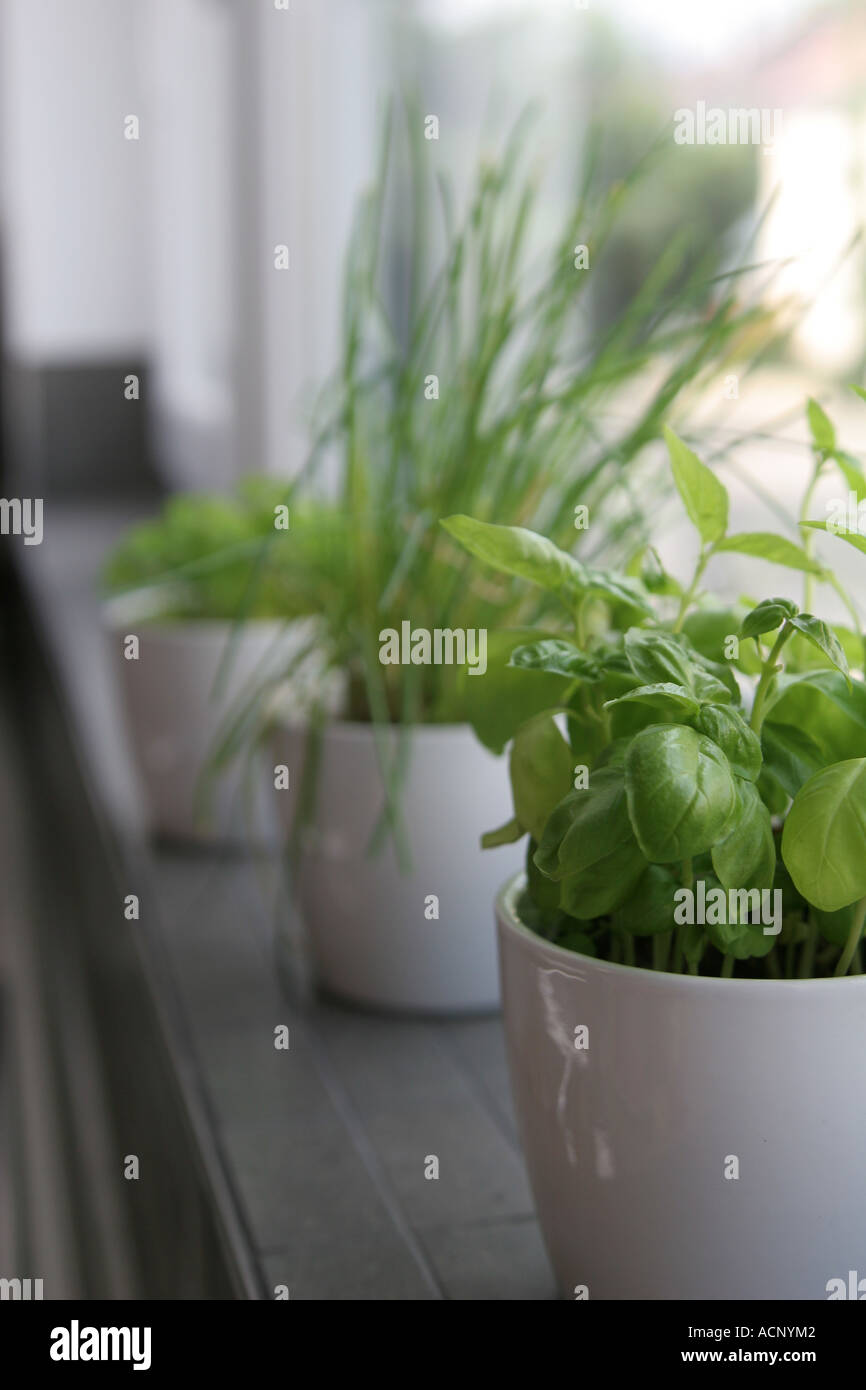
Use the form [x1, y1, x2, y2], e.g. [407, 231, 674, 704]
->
[612, 865, 679, 937]
[807, 397, 836, 453]
[764, 673, 866, 768]
[534, 768, 646, 919]
[714, 532, 825, 575]
[624, 723, 738, 863]
[441, 515, 584, 597]
[481, 817, 524, 849]
[782, 757, 866, 911]
[509, 716, 574, 843]
[801, 520, 866, 557]
[663, 426, 729, 543]
[604, 682, 700, 721]
[509, 639, 602, 681]
[813, 902, 858, 948]
[740, 597, 798, 641]
[710, 780, 776, 891]
[461, 628, 572, 754]
[695, 704, 762, 781]
[623, 627, 696, 689]
[760, 721, 825, 799]
[787, 613, 849, 682]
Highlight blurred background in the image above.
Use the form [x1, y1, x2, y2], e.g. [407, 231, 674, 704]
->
[2, 0, 866, 1302]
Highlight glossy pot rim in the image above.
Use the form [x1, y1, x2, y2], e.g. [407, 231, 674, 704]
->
[496, 871, 866, 994]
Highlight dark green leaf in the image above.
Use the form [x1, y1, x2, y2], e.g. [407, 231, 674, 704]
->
[509, 639, 602, 680]
[710, 780, 776, 891]
[740, 597, 798, 641]
[624, 723, 738, 863]
[695, 704, 762, 781]
[612, 865, 679, 936]
[534, 768, 646, 919]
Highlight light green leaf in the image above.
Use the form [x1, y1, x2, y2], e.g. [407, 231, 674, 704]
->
[807, 397, 836, 453]
[481, 817, 524, 849]
[714, 532, 825, 575]
[782, 758, 866, 911]
[787, 613, 849, 682]
[801, 519, 866, 557]
[663, 426, 728, 543]
[509, 716, 574, 843]
[764, 671, 866, 763]
[581, 567, 654, 617]
[461, 628, 571, 754]
[624, 723, 738, 863]
[832, 451, 866, 502]
[441, 515, 584, 597]
[711, 780, 776, 891]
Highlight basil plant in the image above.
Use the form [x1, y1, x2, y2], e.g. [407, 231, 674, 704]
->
[442, 395, 866, 979]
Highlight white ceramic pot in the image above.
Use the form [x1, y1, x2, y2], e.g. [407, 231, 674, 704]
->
[497, 872, 866, 1300]
[105, 598, 319, 843]
[274, 722, 523, 1014]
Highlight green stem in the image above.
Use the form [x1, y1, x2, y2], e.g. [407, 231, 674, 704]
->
[834, 897, 866, 977]
[721, 953, 734, 979]
[749, 623, 793, 734]
[671, 930, 684, 975]
[798, 918, 817, 979]
[653, 930, 672, 973]
[800, 458, 823, 613]
[672, 549, 710, 633]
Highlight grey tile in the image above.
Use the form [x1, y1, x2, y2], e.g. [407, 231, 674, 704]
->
[440, 1017, 520, 1146]
[422, 1218, 558, 1301]
[222, 1120, 438, 1300]
[309, 1008, 537, 1231]
[261, 1238, 437, 1302]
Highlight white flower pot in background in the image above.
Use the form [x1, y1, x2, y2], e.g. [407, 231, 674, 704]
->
[105, 597, 319, 843]
[497, 873, 866, 1300]
[274, 721, 523, 1014]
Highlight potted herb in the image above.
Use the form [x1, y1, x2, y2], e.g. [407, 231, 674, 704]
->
[271, 113, 778, 1015]
[442, 398, 866, 1298]
[102, 480, 344, 842]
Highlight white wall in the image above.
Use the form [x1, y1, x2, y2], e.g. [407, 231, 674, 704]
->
[0, 0, 150, 361]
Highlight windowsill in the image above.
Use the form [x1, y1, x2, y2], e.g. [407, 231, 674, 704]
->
[15, 504, 555, 1301]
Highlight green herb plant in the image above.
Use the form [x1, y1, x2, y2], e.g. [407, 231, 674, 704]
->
[101, 478, 345, 623]
[442, 394, 866, 979]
